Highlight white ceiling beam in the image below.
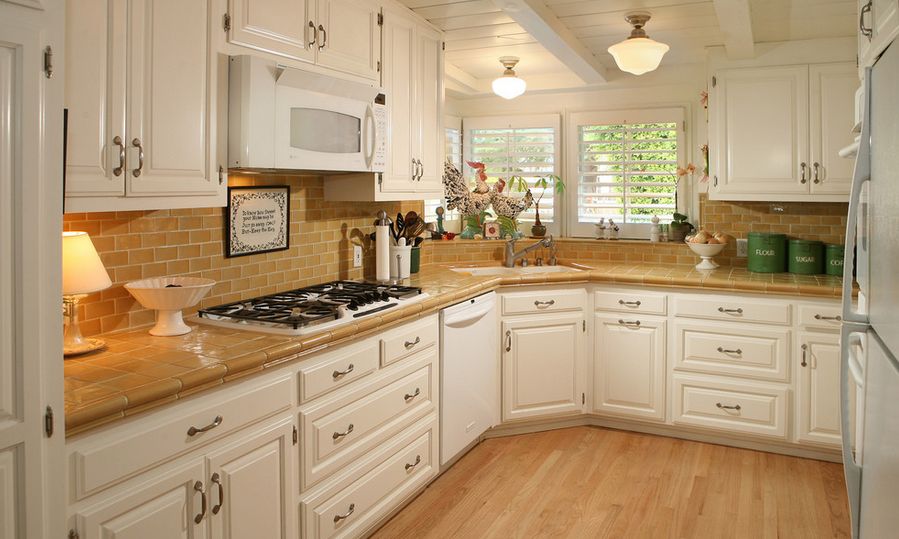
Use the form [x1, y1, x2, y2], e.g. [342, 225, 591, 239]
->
[492, 0, 607, 84]
[712, 0, 755, 59]
[444, 63, 482, 95]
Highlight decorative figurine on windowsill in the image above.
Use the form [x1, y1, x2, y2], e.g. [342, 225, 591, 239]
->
[443, 160, 534, 240]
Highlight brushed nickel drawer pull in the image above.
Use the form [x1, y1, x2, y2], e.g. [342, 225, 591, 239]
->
[534, 299, 555, 307]
[112, 135, 125, 176]
[618, 300, 642, 307]
[716, 402, 742, 411]
[404, 387, 421, 401]
[307, 21, 317, 48]
[404, 454, 422, 471]
[318, 24, 327, 50]
[404, 336, 421, 349]
[813, 162, 821, 184]
[814, 314, 842, 321]
[800, 162, 807, 184]
[332, 363, 354, 379]
[187, 415, 223, 436]
[801, 343, 808, 367]
[717, 347, 743, 355]
[332, 424, 354, 440]
[333, 503, 355, 523]
[618, 319, 641, 327]
[717, 307, 743, 314]
[131, 138, 144, 177]
[194, 481, 207, 524]
[210, 473, 224, 515]
[505, 330, 511, 352]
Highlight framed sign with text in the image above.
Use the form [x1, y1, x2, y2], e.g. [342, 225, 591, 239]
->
[226, 185, 290, 257]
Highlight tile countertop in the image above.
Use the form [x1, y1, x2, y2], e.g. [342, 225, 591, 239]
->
[64, 261, 846, 436]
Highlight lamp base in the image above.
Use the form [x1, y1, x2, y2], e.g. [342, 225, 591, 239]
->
[63, 294, 106, 358]
[64, 338, 107, 357]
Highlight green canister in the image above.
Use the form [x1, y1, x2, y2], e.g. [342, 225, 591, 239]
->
[788, 239, 824, 274]
[825, 244, 845, 276]
[747, 232, 787, 273]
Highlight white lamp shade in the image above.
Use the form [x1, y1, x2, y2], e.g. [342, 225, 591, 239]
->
[62, 231, 112, 295]
[607, 37, 670, 75]
[492, 75, 527, 100]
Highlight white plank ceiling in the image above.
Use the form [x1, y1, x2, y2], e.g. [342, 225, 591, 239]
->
[397, 0, 857, 95]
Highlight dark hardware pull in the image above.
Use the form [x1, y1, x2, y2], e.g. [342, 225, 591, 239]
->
[187, 415, 223, 437]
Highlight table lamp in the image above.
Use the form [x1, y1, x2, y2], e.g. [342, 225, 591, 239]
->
[62, 231, 112, 356]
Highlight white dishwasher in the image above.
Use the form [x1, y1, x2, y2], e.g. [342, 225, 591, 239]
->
[440, 291, 498, 466]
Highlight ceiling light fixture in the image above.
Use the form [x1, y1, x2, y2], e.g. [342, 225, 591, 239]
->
[492, 56, 527, 100]
[607, 12, 670, 75]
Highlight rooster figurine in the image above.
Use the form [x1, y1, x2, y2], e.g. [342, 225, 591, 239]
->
[442, 161, 492, 215]
[490, 178, 533, 219]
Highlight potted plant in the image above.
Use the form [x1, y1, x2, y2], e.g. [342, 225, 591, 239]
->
[509, 175, 566, 238]
[669, 212, 695, 242]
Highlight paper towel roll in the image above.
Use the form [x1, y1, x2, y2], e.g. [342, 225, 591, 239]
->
[375, 224, 390, 281]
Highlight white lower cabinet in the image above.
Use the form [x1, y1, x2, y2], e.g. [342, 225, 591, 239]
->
[593, 314, 666, 422]
[795, 331, 842, 446]
[502, 312, 586, 421]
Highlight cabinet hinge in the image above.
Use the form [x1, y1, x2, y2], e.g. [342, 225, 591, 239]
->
[582, 320, 586, 332]
[442, 41, 445, 51]
[711, 75, 717, 88]
[218, 165, 224, 185]
[44, 405, 54, 438]
[223, 12, 232, 31]
[581, 393, 585, 405]
[714, 175, 718, 187]
[292, 425, 298, 445]
[682, 120, 686, 132]
[377, 60, 381, 73]
[43, 46, 53, 79]
[377, 11, 383, 26]
[68, 529, 79, 539]
[377, 173, 383, 186]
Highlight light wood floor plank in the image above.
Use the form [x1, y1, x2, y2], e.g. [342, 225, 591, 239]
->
[372, 426, 850, 539]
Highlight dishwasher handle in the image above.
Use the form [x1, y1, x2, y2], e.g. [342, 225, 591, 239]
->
[443, 299, 496, 327]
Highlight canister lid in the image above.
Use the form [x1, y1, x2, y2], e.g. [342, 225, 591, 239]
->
[748, 232, 786, 240]
[825, 243, 845, 250]
[788, 238, 823, 245]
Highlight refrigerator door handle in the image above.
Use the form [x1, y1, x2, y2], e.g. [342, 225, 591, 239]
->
[843, 68, 873, 325]
[841, 324, 864, 538]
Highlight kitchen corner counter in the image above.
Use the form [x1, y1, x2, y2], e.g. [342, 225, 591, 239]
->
[64, 262, 845, 436]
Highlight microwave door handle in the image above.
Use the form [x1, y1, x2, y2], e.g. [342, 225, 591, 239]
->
[363, 105, 375, 170]
[843, 67, 872, 325]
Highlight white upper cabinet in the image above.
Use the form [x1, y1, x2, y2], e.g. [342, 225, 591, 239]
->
[226, 0, 380, 81]
[710, 63, 856, 202]
[859, 0, 899, 69]
[414, 23, 444, 193]
[379, 5, 416, 193]
[65, 0, 225, 212]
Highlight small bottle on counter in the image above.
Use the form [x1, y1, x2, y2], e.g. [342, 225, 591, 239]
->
[650, 215, 660, 243]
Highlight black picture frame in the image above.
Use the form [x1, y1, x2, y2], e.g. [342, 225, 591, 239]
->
[225, 185, 290, 258]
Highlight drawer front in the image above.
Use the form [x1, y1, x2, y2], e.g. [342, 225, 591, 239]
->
[72, 374, 294, 501]
[501, 288, 586, 316]
[300, 351, 436, 489]
[673, 296, 791, 325]
[300, 340, 380, 403]
[674, 321, 791, 382]
[594, 289, 667, 315]
[672, 375, 787, 439]
[380, 315, 438, 367]
[302, 416, 437, 539]
[797, 303, 843, 330]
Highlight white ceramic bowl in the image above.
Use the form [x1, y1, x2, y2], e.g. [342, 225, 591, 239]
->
[125, 277, 216, 336]
[685, 241, 726, 270]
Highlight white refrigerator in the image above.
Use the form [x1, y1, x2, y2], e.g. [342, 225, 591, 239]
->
[842, 38, 899, 538]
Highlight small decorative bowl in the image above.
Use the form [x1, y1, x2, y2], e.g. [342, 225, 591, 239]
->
[685, 241, 726, 270]
[125, 277, 216, 336]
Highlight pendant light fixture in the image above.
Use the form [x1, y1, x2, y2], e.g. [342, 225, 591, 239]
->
[492, 56, 527, 100]
[607, 12, 669, 75]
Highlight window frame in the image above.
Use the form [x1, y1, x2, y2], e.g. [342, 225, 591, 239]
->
[566, 107, 688, 239]
[463, 114, 562, 236]
[424, 115, 463, 223]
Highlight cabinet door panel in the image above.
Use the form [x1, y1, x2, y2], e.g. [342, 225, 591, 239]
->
[415, 24, 443, 193]
[76, 462, 206, 539]
[64, 0, 126, 196]
[502, 313, 584, 421]
[713, 66, 809, 196]
[796, 332, 842, 446]
[207, 416, 296, 539]
[228, 0, 315, 64]
[127, 0, 218, 196]
[315, 0, 379, 80]
[809, 63, 857, 195]
[593, 315, 666, 421]
[380, 9, 415, 192]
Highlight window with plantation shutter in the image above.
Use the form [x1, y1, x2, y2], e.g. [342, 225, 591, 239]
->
[567, 108, 686, 238]
[464, 114, 561, 235]
[424, 117, 462, 223]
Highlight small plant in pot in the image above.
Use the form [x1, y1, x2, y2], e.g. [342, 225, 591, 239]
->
[669, 212, 695, 242]
[509, 175, 566, 238]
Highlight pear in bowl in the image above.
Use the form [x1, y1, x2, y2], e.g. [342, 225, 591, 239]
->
[125, 277, 216, 336]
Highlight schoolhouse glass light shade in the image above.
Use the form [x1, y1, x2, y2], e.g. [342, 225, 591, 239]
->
[492, 56, 527, 99]
[607, 13, 669, 76]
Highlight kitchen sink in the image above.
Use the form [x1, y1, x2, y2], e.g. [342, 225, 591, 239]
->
[450, 265, 583, 276]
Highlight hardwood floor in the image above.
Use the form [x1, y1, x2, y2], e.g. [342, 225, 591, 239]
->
[372, 427, 850, 538]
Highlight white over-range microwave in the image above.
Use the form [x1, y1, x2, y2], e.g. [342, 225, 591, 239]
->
[228, 55, 386, 173]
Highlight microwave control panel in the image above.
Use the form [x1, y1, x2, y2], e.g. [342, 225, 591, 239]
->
[372, 102, 387, 173]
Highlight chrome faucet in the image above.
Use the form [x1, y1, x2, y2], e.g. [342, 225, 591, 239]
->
[504, 235, 555, 267]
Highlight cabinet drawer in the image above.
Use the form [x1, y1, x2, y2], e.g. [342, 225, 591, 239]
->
[301, 418, 436, 539]
[672, 375, 787, 439]
[300, 351, 436, 489]
[300, 340, 380, 403]
[674, 296, 791, 325]
[594, 289, 667, 315]
[380, 315, 438, 367]
[501, 288, 586, 316]
[673, 321, 791, 382]
[70, 374, 293, 501]
[797, 303, 843, 330]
